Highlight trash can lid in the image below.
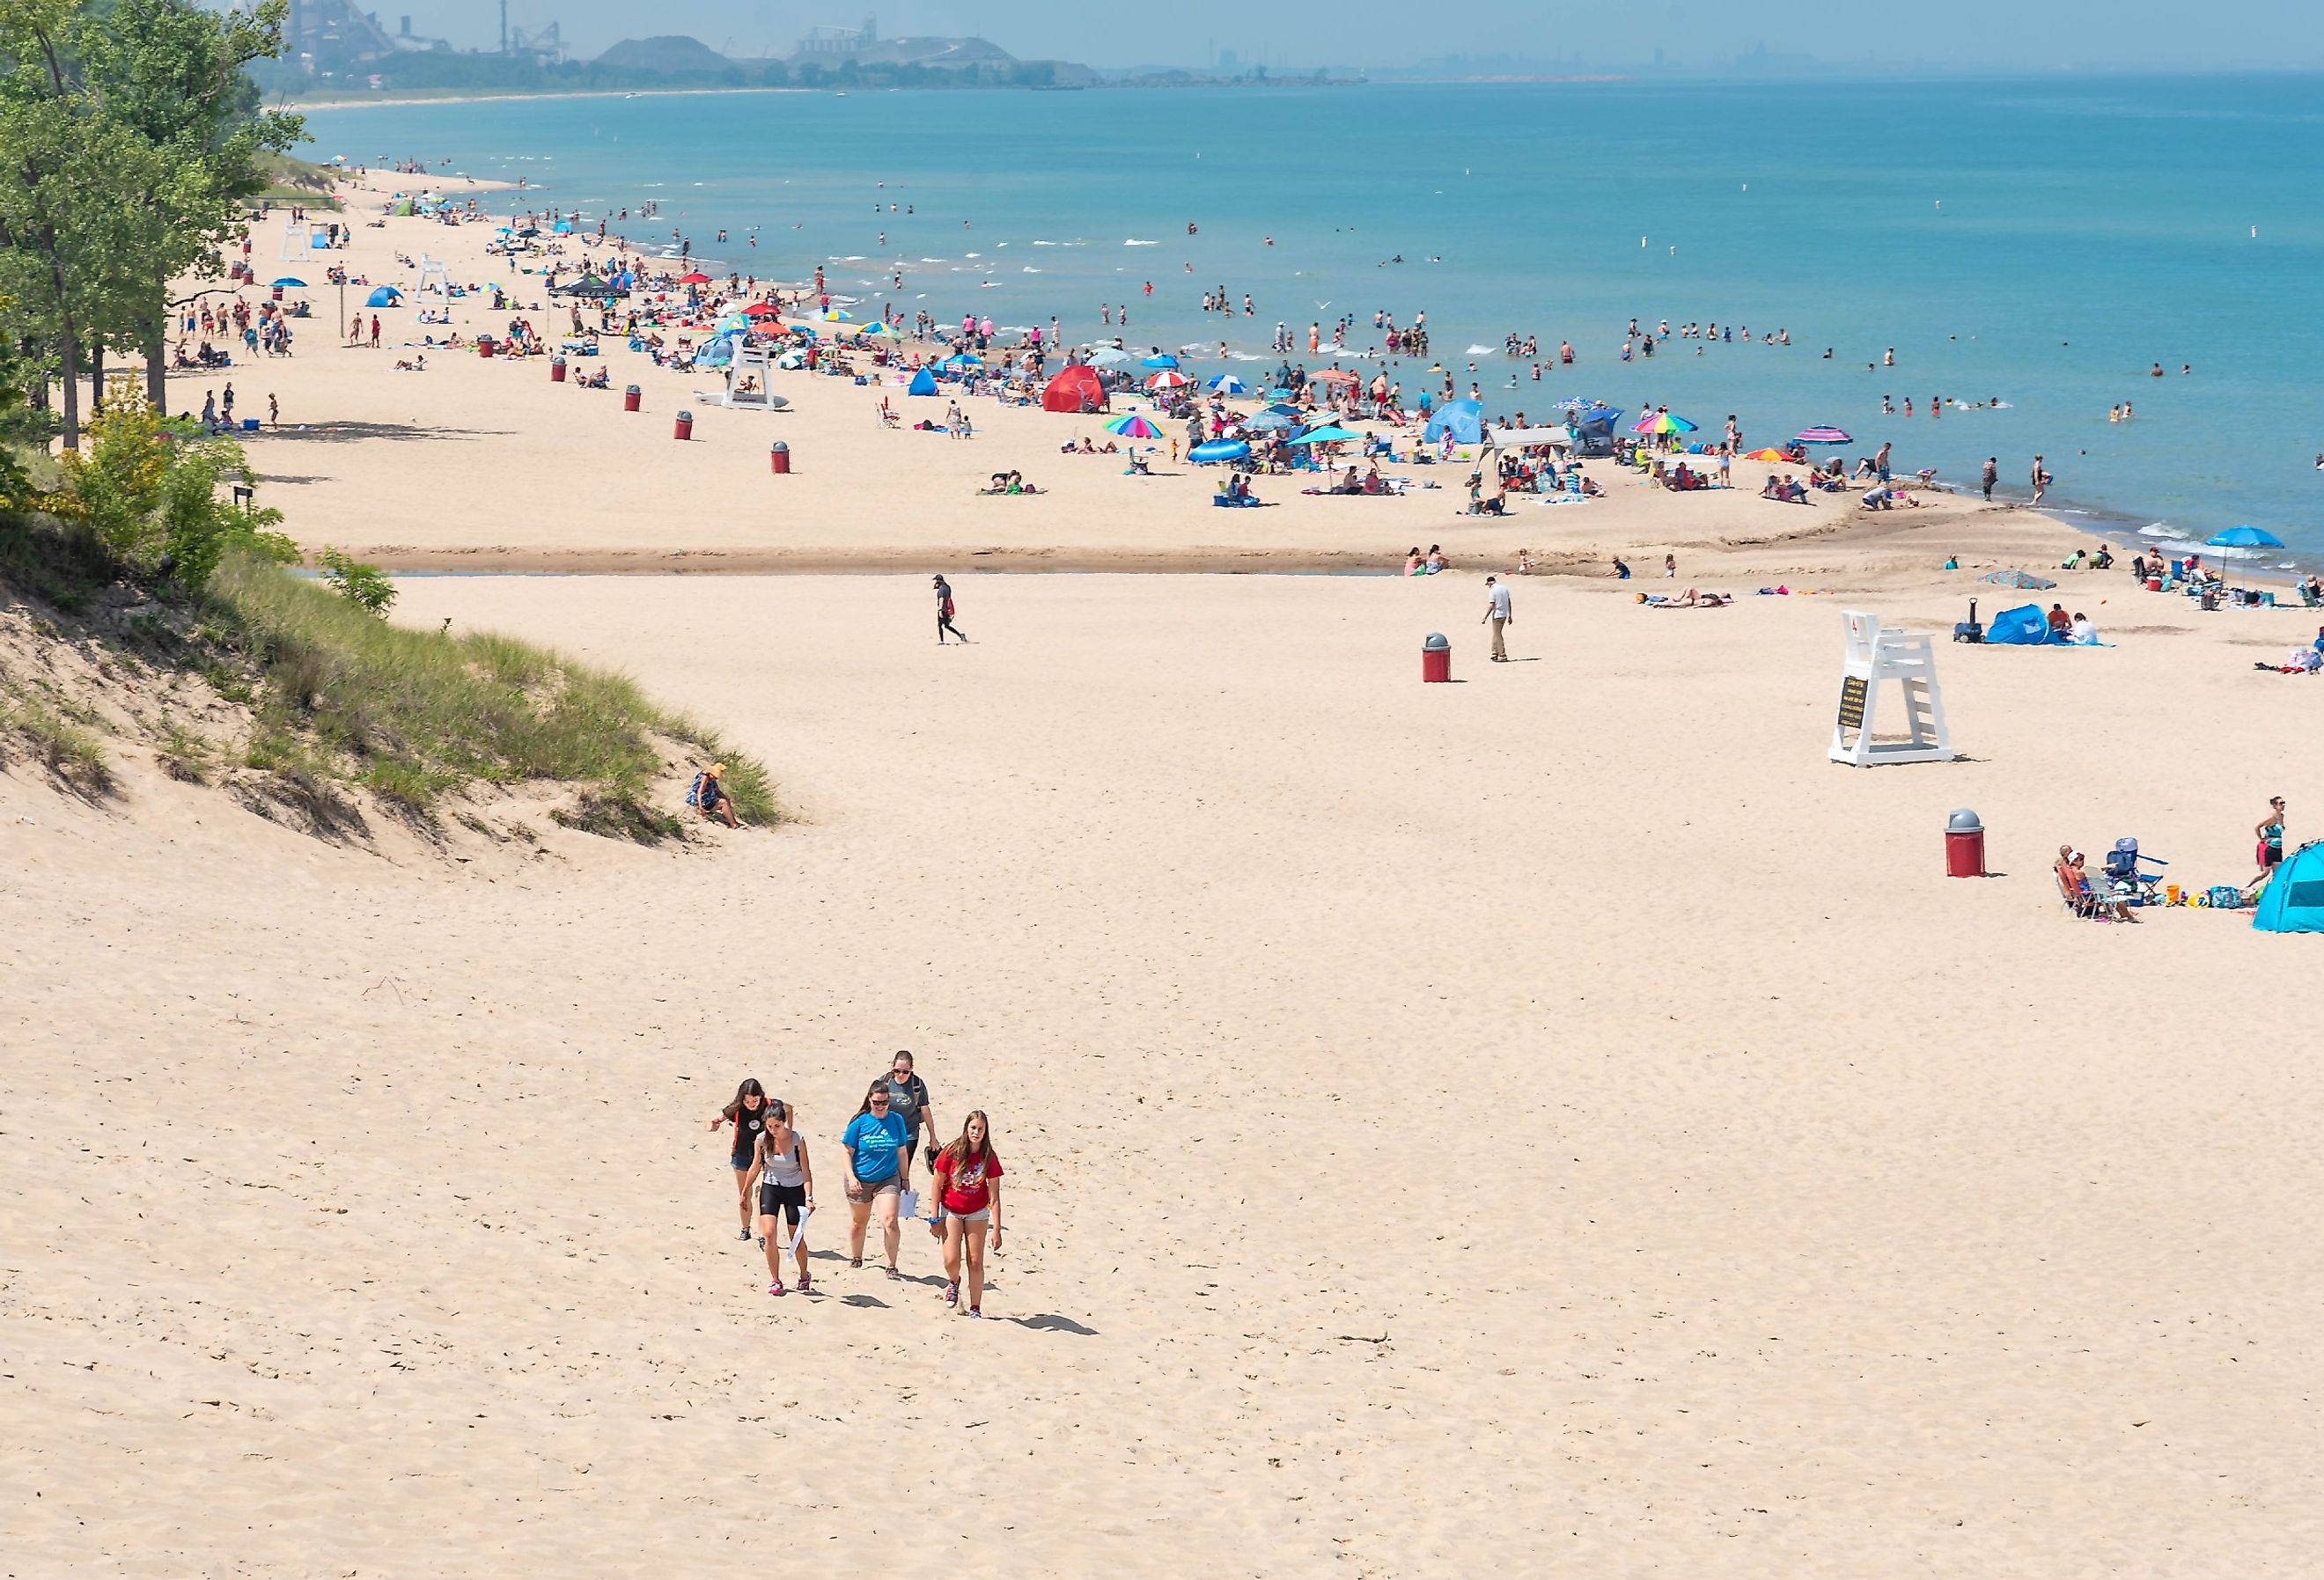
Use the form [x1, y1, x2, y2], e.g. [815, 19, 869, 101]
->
[625, 383, 641, 393]
[678, 408, 694, 419]
[1423, 632, 1451, 651]
[1946, 807, 1982, 832]
[769, 439, 789, 451]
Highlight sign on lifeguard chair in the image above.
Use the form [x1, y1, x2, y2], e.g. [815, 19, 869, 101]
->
[1829, 611, 1953, 767]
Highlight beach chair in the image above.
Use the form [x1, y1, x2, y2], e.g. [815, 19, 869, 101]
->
[2103, 838, 2167, 904]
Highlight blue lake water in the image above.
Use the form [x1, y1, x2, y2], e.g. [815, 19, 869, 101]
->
[305, 75, 2324, 563]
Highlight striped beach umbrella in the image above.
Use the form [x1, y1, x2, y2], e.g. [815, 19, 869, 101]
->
[1632, 411, 1697, 435]
[1205, 374, 1248, 394]
[1104, 413, 1166, 439]
[1147, 370, 1192, 390]
[1794, 425, 1853, 444]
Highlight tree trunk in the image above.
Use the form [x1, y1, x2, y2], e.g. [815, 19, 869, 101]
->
[89, 342, 104, 423]
[145, 311, 167, 415]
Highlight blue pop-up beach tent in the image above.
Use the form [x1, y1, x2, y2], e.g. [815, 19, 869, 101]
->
[365, 286, 402, 307]
[1983, 604, 2058, 645]
[1423, 399, 1484, 445]
[2254, 841, 2324, 933]
[906, 366, 938, 396]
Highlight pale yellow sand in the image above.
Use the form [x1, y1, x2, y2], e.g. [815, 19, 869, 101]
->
[5, 569, 2322, 1574]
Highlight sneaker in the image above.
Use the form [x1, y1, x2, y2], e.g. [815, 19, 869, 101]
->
[798, 1272, 812, 1293]
[944, 1282, 959, 1305]
[736, 1226, 753, 1241]
[965, 1307, 982, 1319]
[769, 1280, 785, 1297]
[755, 1236, 767, 1249]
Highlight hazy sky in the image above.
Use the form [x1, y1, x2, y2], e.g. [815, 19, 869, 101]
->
[371, 0, 2324, 71]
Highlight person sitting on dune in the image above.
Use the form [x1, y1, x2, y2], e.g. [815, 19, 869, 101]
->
[693, 763, 742, 830]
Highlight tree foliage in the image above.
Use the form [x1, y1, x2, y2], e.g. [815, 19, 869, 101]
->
[55, 379, 296, 591]
[0, 0, 300, 440]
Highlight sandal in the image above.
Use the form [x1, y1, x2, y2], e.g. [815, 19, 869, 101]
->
[885, 1265, 900, 1280]
[850, 1257, 863, 1270]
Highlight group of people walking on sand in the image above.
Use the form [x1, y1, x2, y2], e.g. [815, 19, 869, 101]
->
[705, 1050, 1005, 1319]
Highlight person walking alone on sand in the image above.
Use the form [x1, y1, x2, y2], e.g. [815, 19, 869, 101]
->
[707, 1078, 773, 1241]
[2254, 795, 2288, 891]
[842, 1082, 910, 1278]
[1982, 456, 1998, 502]
[2031, 455, 2048, 506]
[746, 1100, 815, 1296]
[934, 575, 970, 644]
[1483, 575, 1513, 662]
[929, 1111, 1004, 1317]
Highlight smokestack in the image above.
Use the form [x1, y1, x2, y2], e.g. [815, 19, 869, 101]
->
[499, 0, 509, 54]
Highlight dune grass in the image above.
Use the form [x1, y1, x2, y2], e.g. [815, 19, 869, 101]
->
[207, 549, 776, 827]
[0, 679, 111, 793]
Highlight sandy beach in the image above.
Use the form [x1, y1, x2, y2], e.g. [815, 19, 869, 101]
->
[8, 166, 2324, 1575]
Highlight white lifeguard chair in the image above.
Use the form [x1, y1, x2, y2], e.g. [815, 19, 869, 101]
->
[723, 342, 777, 410]
[1829, 610, 1953, 767]
[416, 254, 452, 298]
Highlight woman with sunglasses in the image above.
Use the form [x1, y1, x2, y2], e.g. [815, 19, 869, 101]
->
[705, 1078, 771, 1242]
[841, 1081, 911, 1278]
[928, 1110, 1004, 1318]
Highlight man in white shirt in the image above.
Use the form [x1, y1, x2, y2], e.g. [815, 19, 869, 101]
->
[2070, 612, 2098, 645]
[1483, 576, 1513, 662]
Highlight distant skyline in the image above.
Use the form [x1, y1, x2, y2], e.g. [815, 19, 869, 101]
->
[335, 1, 2324, 73]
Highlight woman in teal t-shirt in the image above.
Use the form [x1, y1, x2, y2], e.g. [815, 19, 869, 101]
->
[841, 1083, 910, 1278]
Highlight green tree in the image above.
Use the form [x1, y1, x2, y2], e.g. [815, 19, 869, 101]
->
[56, 378, 295, 590]
[0, 1, 298, 445]
[76, 0, 302, 415]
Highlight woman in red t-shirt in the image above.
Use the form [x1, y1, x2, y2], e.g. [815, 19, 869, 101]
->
[928, 1111, 1004, 1318]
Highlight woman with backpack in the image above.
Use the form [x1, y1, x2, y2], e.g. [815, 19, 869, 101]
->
[928, 1111, 1004, 1318]
[934, 575, 970, 644]
[690, 762, 741, 828]
[706, 1079, 772, 1241]
[746, 1099, 816, 1296]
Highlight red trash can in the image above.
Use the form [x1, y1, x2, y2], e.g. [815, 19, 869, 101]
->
[477, 336, 496, 358]
[550, 356, 566, 383]
[1422, 632, 1452, 683]
[623, 383, 641, 413]
[673, 409, 694, 441]
[769, 440, 790, 474]
[1945, 808, 1986, 877]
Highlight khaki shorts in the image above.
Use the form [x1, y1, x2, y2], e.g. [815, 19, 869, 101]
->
[846, 1177, 901, 1205]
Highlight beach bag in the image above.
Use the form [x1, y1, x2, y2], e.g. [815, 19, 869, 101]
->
[2206, 886, 2244, 910]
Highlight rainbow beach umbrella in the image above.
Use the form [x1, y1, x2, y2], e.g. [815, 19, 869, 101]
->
[1104, 413, 1166, 439]
[1632, 411, 1697, 435]
[1794, 425, 1853, 445]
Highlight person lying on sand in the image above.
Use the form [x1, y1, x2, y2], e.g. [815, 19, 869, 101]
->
[1646, 587, 1733, 607]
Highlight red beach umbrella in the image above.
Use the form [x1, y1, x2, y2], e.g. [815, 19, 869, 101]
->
[677, 271, 712, 285]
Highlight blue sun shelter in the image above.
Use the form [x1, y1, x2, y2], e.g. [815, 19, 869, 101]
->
[2254, 841, 2324, 933]
[907, 366, 938, 396]
[1423, 399, 1485, 445]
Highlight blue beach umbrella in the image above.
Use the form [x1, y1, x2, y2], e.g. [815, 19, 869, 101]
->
[1244, 410, 1298, 431]
[270, 276, 307, 288]
[1141, 352, 1180, 369]
[1188, 439, 1253, 463]
[1264, 387, 1296, 401]
[1204, 374, 1247, 394]
[1289, 424, 1361, 445]
[2207, 525, 2286, 549]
